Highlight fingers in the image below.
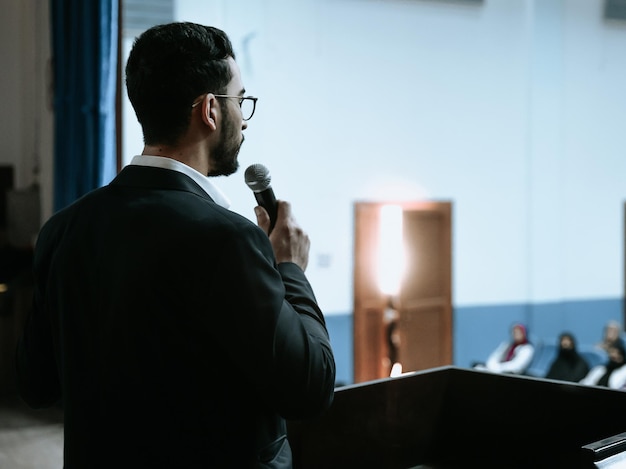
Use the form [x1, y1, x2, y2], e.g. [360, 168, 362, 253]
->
[268, 201, 310, 271]
[254, 206, 270, 234]
[277, 199, 291, 220]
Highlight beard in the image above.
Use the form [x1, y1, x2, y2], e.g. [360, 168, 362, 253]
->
[207, 106, 244, 177]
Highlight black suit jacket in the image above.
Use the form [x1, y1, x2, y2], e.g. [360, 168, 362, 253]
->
[16, 165, 336, 468]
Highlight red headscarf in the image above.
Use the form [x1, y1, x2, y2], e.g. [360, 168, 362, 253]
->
[504, 323, 529, 362]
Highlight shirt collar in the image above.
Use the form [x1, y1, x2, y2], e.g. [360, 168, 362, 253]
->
[129, 155, 231, 209]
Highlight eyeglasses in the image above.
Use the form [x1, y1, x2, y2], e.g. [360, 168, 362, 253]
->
[191, 94, 258, 121]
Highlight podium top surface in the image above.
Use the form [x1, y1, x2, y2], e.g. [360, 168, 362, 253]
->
[288, 366, 626, 469]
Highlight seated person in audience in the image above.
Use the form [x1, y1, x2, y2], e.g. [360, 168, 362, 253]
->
[580, 342, 626, 389]
[474, 323, 534, 375]
[595, 320, 625, 353]
[544, 332, 590, 382]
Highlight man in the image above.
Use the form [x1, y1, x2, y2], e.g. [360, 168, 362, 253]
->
[16, 22, 335, 468]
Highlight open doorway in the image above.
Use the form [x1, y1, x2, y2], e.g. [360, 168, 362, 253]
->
[353, 200, 453, 383]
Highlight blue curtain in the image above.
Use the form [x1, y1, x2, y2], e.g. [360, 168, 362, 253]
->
[51, 0, 119, 212]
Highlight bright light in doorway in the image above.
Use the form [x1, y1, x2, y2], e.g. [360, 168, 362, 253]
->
[377, 204, 406, 296]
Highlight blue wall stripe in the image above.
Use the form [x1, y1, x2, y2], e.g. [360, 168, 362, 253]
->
[326, 297, 623, 385]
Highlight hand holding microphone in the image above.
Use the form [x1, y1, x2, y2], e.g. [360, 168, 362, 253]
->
[245, 164, 310, 271]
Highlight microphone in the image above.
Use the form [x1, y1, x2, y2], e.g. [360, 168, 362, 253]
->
[245, 163, 278, 233]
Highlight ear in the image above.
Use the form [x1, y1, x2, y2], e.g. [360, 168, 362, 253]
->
[201, 94, 218, 131]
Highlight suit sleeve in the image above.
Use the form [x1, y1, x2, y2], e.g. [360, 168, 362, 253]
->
[208, 222, 336, 420]
[272, 262, 336, 419]
[15, 222, 61, 409]
[15, 302, 61, 408]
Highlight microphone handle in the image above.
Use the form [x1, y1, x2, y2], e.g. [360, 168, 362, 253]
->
[254, 188, 277, 233]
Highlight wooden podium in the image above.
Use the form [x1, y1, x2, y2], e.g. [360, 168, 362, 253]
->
[287, 366, 626, 468]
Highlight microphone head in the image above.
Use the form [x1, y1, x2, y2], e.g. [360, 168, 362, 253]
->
[245, 164, 272, 193]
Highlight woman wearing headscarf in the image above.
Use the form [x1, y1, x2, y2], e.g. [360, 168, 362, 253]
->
[475, 323, 535, 375]
[580, 342, 626, 389]
[545, 332, 590, 382]
[595, 320, 625, 353]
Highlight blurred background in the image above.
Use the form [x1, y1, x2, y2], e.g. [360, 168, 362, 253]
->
[2, 0, 626, 388]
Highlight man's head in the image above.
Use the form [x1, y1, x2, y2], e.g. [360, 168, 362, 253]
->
[126, 22, 247, 175]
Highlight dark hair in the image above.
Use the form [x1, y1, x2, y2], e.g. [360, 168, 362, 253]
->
[610, 341, 626, 359]
[125, 22, 235, 146]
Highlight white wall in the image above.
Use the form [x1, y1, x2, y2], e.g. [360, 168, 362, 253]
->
[6, 0, 626, 315]
[560, 1, 626, 300]
[141, 0, 626, 313]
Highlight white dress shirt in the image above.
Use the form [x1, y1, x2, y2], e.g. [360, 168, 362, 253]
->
[129, 155, 231, 209]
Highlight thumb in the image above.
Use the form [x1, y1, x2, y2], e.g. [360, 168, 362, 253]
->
[254, 206, 270, 234]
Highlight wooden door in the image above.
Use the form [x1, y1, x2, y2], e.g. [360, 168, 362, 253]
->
[353, 201, 452, 383]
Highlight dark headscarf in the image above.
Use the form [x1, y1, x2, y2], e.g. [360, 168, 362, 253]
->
[557, 332, 578, 362]
[597, 342, 626, 387]
[545, 332, 590, 382]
